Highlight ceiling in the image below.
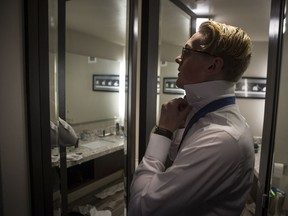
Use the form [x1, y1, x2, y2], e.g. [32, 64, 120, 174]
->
[66, 0, 272, 47]
[183, 0, 272, 42]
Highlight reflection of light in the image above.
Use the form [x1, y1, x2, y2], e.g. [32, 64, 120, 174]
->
[284, 2, 287, 34]
[134, 17, 138, 37]
[119, 55, 126, 125]
[244, 79, 248, 97]
[192, 5, 210, 16]
[53, 53, 59, 123]
[283, 17, 286, 34]
[196, 18, 210, 30]
[270, 18, 280, 38]
[252, 85, 258, 91]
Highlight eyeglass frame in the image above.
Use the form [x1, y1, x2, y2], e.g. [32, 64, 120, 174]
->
[181, 47, 217, 59]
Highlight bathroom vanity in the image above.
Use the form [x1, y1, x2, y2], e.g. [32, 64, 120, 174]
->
[51, 135, 125, 210]
[52, 135, 125, 168]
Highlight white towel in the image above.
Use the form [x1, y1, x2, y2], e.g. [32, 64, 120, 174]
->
[90, 207, 112, 216]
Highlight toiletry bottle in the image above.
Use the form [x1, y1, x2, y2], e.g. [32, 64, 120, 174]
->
[115, 122, 120, 136]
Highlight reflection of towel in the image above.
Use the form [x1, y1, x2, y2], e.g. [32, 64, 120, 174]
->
[66, 153, 82, 161]
[50, 121, 58, 147]
[90, 207, 111, 216]
[50, 118, 79, 147]
[78, 205, 111, 216]
[51, 155, 59, 163]
[58, 118, 79, 147]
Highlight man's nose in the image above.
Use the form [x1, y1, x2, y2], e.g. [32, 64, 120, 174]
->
[175, 55, 182, 64]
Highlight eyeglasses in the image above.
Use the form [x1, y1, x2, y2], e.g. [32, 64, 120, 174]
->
[181, 47, 216, 59]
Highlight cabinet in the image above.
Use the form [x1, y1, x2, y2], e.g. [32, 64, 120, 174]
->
[52, 144, 125, 214]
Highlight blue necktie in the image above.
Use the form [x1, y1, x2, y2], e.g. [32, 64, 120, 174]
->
[177, 96, 236, 152]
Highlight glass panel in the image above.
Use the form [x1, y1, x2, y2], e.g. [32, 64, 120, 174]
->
[64, 0, 128, 215]
[158, 0, 190, 120]
[48, 0, 61, 214]
[268, 2, 288, 215]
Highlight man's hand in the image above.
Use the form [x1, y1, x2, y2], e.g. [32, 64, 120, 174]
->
[158, 97, 191, 132]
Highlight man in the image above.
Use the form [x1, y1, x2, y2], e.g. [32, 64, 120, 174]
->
[128, 20, 255, 216]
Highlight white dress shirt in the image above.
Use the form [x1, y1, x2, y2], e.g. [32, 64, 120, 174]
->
[128, 80, 255, 216]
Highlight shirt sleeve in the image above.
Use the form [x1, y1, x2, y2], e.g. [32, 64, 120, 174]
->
[168, 128, 185, 161]
[128, 129, 244, 216]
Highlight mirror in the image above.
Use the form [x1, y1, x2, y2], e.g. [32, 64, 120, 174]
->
[158, 0, 191, 120]
[49, 0, 129, 214]
[65, 0, 127, 128]
[65, 54, 122, 124]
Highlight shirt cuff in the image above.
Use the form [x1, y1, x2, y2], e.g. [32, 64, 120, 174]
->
[173, 128, 185, 144]
[145, 133, 171, 163]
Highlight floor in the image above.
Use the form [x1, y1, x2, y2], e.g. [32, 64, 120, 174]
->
[68, 180, 126, 216]
[241, 202, 256, 216]
[65, 180, 262, 216]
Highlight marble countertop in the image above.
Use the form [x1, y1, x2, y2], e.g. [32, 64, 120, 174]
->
[51, 135, 125, 168]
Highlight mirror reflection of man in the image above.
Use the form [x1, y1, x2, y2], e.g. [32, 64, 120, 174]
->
[128, 20, 255, 216]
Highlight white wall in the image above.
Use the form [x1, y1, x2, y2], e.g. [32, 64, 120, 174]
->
[66, 29, 124, 61]
[65, 30, 126, 126]
[0, 0, 30, 215]
[237, 41, 268, 137]
[66, 53, 120, 124]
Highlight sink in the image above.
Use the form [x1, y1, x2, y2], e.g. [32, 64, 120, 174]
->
[81, 140, 115, 149]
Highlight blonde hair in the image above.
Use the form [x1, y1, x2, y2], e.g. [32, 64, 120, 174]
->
[198, 20, 252, 82]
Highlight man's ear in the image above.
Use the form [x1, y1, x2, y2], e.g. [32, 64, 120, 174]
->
[207, 57, 224, 74]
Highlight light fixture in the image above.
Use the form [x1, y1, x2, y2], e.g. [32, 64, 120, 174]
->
[196, 17, 210, 30]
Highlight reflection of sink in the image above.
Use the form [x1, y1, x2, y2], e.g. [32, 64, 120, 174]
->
[81, 140, 115, 149]
[98, 132, 113, 137]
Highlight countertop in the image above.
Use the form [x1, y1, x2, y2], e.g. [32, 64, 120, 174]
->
[51, 135, 125, 168]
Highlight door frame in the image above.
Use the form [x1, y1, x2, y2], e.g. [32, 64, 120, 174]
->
[256, 0, 286, 214]
[24, 0, 53, 215]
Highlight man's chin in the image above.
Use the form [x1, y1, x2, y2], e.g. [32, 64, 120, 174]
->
[175, 80, 184, 89]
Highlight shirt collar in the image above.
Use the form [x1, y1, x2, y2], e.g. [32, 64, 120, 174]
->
[184, 80, 235, 109]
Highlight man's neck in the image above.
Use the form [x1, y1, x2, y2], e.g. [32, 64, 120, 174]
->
[184, 80, 235, 108]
